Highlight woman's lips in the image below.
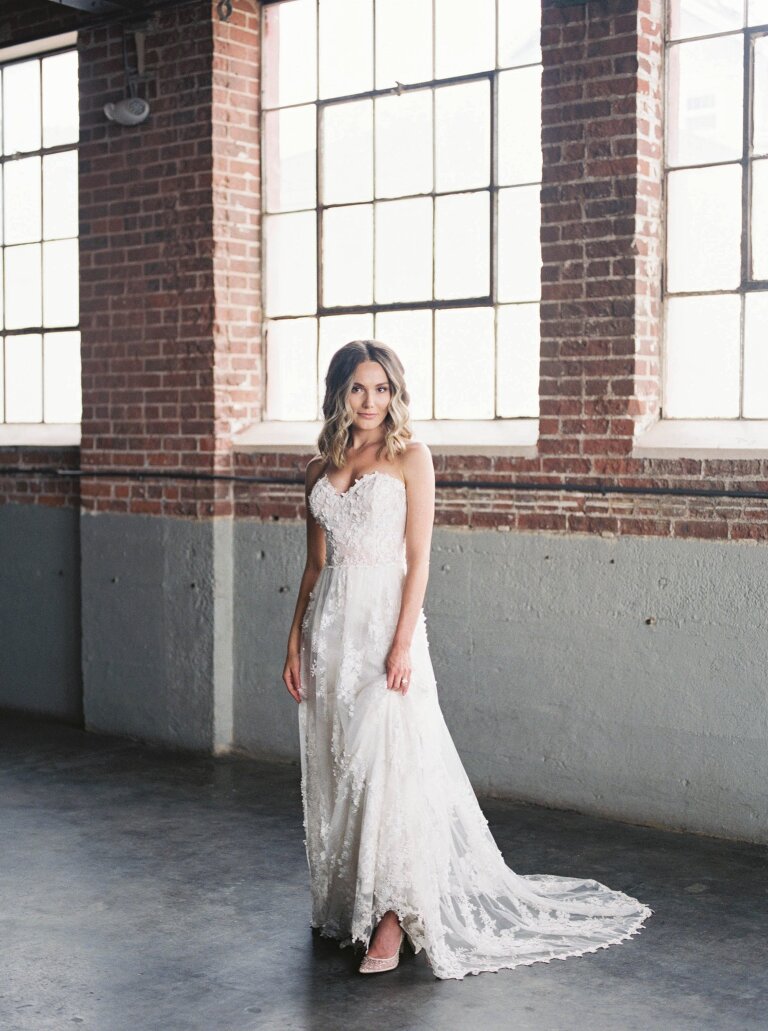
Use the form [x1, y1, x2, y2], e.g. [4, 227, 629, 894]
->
[359, 412, 378, 418]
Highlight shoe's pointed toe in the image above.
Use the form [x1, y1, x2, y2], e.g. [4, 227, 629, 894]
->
[358, 929, 406, 974]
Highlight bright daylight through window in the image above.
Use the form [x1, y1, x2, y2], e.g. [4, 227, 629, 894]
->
[261, 0, 542, 425]
[1, 43, 80, 425]
[665, 0, 768, 418]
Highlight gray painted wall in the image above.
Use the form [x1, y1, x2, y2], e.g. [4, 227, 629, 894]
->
[234, 522, 768, 845]
[3, 502, 766, 845]
[80, 511, 233, 752]
[0, 503, 82, 722]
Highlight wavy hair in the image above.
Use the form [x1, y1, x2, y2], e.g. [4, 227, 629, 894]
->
[317, 340, 413, 468]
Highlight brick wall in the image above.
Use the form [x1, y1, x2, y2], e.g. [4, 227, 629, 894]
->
[0, 2, 83, 510]
[0, 0, 262, 519]
[232, 0, 768, 542]
[2, 0, 768, 540]
[77, 0, 259, 518]
[210, 7, 262, 477]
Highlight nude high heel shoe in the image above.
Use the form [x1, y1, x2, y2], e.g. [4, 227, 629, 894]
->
[358, 928, 406, 974]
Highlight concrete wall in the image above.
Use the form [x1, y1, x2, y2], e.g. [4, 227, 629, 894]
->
[80, 512, 233, 753]
[3, 504, 765, 844]
[0, 504, 82, 722]
[234, 521, 768, 845]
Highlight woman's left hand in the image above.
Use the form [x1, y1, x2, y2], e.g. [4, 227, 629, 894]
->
[385, 641, 412, 694]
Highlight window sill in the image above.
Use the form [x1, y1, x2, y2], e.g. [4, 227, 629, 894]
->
[633, 420, 768, 459]
[0, 424, 81, 447]
[233, 420, 539, 457]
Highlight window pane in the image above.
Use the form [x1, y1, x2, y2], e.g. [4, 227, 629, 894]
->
[435, 0, 494, 79]
[755, 36, 768, 156]
[318, 312, 374, 414]
[374, 308, 433, 419]
[321, 99, 372, 205]
[667, 35, 743, 167]
[750, 0, 768, 24]
[497, 303, 540, 417]
[498, 185, 541, 302]
[3, 60, 41, 155]
[375, 90, 432, 198]
[498, 66, 542, 186]
[435, 80, 490, 192]
[43, 238, 79, 327]
[322, 204, 373, 306]
[5, 243, 41, 329]
[743, 293, 768, 416]
[434, 307, 494, 418]
[664, 294, 741, 417]
[319, 0, 373, 99]
[435, 192, 490, 299]
[265, 317, 317, 420]
[0, 340, 4, 420]
[43, 151, 78, 239]
[5, 333, 42, 421]
[262, 0, 317, 109]
[666, 164, 742, 292]
[669, 0, 744, 40]
[753, 159, 768, 279]
[498, 0, 541, 68]
[42, 51, 78, 148]
[264, 211, 317, 316]
[43, 330, 80, 422]
[264, 105, 316, 213]
[375, 197, 432, 303]
[4, 155, 41, 244]
[376, 0, 432, 88]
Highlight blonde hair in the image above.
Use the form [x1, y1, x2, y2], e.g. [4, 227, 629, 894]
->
[317, 340, 413, 468]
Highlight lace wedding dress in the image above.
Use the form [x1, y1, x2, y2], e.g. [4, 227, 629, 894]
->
[298, 469, 653, 980]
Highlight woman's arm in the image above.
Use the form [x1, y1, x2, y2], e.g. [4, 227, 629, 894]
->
[385, 442, 435, 694]
[282, 457, 327, 703]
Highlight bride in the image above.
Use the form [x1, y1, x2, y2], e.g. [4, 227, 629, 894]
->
[282, 339, 653, 979]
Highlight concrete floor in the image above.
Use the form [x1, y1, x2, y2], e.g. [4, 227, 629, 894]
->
[1, 717, 765, 1031]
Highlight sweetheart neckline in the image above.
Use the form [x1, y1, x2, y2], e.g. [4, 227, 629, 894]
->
[317, 470, 406, 498]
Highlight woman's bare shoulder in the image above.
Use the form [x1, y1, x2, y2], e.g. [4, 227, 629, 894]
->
[400, 441, 434, 485]
[305, 455, 327, 492]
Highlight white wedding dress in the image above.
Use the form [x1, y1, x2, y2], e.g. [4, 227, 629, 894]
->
[298, 469, 653, 980]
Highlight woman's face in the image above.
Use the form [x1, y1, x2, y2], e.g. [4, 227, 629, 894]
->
[347, 360, 391, 429]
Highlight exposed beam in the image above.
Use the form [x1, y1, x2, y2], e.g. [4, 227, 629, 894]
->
[47, 0, 128, 11]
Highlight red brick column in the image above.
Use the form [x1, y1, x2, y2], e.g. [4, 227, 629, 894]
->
[78, 0, 261, 519]
[211, 5, 263, 492]
[539, 0, 663, 467]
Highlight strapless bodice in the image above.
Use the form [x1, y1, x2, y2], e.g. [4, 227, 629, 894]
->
[309, 471, 407, 568]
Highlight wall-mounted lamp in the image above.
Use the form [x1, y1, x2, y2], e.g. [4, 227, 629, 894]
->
[104, 24, 150, 126]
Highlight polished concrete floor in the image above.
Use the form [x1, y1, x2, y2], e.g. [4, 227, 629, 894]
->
[1, 715, 766, 1031]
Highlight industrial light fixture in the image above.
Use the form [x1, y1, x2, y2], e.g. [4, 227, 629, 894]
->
[104, 23, 150, 126]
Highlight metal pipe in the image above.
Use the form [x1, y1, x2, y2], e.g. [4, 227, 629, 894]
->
[1, 466, 768, 501]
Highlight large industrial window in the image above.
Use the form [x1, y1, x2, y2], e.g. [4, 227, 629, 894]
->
[664, 1, 768, 418]
[261, 0, 542, 427]
[0, 41, 80, 425]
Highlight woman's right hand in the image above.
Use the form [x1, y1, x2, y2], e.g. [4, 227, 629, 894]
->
[283, 650, 302, 704]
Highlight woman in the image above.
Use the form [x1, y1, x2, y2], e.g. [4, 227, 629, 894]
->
[282, 340, 653, 979]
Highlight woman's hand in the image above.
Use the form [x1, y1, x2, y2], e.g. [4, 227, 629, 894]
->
[385, 640, 412, 695]
[283, 649, 302, 704]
